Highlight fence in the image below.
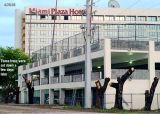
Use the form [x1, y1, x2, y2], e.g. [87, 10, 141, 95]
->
[111, 40, 149, 51]
[105, 93, 160, 110]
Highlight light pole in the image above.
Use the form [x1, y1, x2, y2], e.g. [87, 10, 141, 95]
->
[84, 0, 92, 108]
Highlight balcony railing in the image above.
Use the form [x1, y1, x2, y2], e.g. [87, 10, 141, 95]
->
[70, 46, 84, 57]
[111, 69, 149, 80]
[50, 77, 59, 84]
[51, 53, 60, 62]
[33, 80, 40, 86]
[41, 77, 49, 85]
[111, 40, 149, 51]
[41, 58, 49, 65]
[61, 72, 101, 83]
[61, 75, 71, 83]
[155, 42, 160, 51]
[34, 61, 39, 67]
[23, 65, 26, 70]
[91, 40, 104, 52]
[62, 51, 70, 59]
[29, 63, 33, 69]
[72, 74, 84, 82]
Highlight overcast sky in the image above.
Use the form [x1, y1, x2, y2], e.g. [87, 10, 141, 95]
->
[1, 0, 160, 47]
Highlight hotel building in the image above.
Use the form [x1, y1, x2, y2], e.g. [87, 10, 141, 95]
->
[17, 6, 160, 109]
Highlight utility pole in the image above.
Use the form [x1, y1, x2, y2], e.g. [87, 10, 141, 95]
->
[51, 0, 58, 56]
[85, 0, 92, 108]
[28, 15, 32, 57]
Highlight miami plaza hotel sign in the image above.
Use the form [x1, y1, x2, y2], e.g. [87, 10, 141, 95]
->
[28, 7, 87, 15]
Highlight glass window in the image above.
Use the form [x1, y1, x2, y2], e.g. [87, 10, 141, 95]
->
[93, 16, 103, 21]
[157, 17, 160, 21]
[137, 16, 146, 21]
[64, 15, 68, 20]
[126, 16, 136, 21]
[32, 15, 37, 20]
[105, 16, 114, 21]
[148, 16, 157, 21]
[115, 16, 125, 21]
[40, 15, 46, 20]
[52, 15, 57, 20]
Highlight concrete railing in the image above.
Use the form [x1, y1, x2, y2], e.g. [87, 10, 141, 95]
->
[72, 74, 84, 82]
[51, 53, 60, 62]
[23, 65, 26, 70]
[62, 51, 70, 59]
[50, 77, 59, 84]
[91, 40, 104, 52]
[29, 63, 33, 69]
[91, 72, 101, 81]
[61, 72, 101, 83]
[111, 69, 149, 80]
[61, 75, 71, 83]
[41, 77, 49, 85]
[33, 80, 40, 86]
[34, 61, 39, 67]
[41, 58, 49, 65]
[70, 46, 84, 57]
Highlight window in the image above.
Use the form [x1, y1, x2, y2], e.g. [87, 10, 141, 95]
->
[148, 16, 157, 21]
[64, 15, 68, 20]
[126, 16, 136, 21]
[115, 16, 125, 21]
[105, 16, 114, 21]
[40, 15, 46, 19]
[93, 16, 103, 21]
[52, 15, 57, 20]
[137, 16, 146, 21]
[157, 17, 160, 21]
[32, 15, 37, 20]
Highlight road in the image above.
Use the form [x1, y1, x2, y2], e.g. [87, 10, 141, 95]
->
[0, 104, 113, 114]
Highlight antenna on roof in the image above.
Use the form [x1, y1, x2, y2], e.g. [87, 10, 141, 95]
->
[108, 0, 120, 8]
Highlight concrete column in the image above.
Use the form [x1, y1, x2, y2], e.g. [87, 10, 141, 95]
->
[40, 90, 45, 104]
[49, 89, 54, 104]
[49, 67, 54, 84]
[59, 66, 65, 83]
[148, 41, 155, 87]
[21, 90, 28, 104]
[59, 89, 65, 105]
[19, 75, 23, 88]
[27, 73, 32, 81]
[20, 91, 25, 103]
[18, 74, 21, 87]
[104, 39, 111, 108]
[40, 70, 45, 85]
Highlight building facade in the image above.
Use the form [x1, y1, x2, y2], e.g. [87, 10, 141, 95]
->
[15, 7, 160, 55]
[17, 7, 160, 109]
[18, 38, 160, 109]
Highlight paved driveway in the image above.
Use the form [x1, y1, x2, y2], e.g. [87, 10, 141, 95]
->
[0, 104, 114, 114]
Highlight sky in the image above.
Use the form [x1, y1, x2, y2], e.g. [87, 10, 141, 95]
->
[1, 0, 160, 47]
